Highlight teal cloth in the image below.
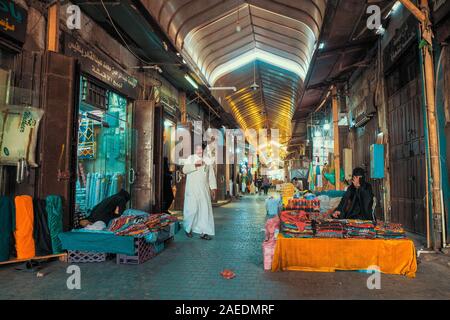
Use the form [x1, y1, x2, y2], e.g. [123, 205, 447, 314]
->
[58, 231, 136, 255]
[0, 196, 15, 262]
[324, 168, 345, 185]
[315, 190, 346, 198]
[46, 195, 64, 254]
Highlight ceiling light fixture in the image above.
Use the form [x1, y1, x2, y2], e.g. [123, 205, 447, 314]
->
[185, 75, 199, 89]
[209, 48, 306, 85]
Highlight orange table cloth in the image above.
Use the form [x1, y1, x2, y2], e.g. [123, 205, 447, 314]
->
[271, 234, 417, 278]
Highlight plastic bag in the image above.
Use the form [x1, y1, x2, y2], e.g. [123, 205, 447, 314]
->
[0, 105, 44, 167]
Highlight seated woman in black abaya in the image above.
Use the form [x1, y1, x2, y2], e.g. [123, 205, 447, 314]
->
[79, 189, 131, 227]
[332, 167, 375, 221]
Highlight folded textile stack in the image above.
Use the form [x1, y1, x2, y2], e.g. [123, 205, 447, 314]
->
[315, 219, 346, 238]
[280, 210, 314, 238]
[108, 213, 178, 237]
[375, 222, 406, 239]
[286, 199, 320, 213]
[345, 220, 376, 239]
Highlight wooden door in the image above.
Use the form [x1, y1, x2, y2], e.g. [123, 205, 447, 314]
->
[38, 51, 76, 230]
[388, 77, 426, 235]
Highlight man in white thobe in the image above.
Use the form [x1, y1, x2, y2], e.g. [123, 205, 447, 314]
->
[182, 144, 217, 240]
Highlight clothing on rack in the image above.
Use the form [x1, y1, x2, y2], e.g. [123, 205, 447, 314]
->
[265, 196, 282, 217]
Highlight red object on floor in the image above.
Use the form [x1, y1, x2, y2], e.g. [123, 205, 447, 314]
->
[220, 269, 236, 279]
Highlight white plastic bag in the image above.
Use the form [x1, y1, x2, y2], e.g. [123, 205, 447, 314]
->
[0, 105, 44, 167]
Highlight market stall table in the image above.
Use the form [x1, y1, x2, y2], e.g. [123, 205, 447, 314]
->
[271, 234, 417, 278]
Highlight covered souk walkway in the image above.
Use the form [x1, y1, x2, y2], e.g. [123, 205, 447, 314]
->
[0, 195, 448, 300]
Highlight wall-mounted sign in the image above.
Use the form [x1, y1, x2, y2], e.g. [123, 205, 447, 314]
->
[0, 0, 27, 44]
[64, 34, 139, 99]
[384, 15, 418, 72]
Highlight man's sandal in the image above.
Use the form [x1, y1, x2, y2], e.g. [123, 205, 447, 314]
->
[200, 234, 212, 240]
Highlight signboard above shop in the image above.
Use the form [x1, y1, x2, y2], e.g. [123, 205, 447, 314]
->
[64, 34, 139, 99]
[383, 15, 418, 73]
[0, 0, 27, 44]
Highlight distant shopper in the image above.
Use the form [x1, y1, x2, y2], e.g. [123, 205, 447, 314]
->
[162, 157, 174, 214]
[182, 144, 217, 240]
[332, 167, 374, 220]
[262, 176, 271, 195]
[256, 177, 263, 195]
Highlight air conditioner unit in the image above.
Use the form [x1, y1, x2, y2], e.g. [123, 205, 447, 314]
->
[353, 94, 376, 128]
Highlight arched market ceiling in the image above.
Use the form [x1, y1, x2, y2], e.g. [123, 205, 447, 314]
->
[144, 0, 326, 138]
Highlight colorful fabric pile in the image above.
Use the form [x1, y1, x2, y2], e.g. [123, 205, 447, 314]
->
[345, 220, 376, 239]
[315, 219, 346, 238]
[108, 213, 178, 237]
[375, 222, 406, 239]
[280, 210, 314, 238]
[286, 199, 320, 213]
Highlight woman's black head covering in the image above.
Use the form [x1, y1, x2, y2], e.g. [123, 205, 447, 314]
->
[352, 167, 365, 177]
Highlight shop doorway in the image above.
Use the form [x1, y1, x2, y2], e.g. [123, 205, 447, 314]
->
[386, 47, 427, 235]
[74, 75, 133, 219]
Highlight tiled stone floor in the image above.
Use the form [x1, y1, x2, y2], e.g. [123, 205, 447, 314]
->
[0, 194, 449, 300]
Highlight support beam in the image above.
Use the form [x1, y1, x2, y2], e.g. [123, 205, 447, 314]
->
[402, 0, 443, 249]
[398, 0, 426, 22]
[46, 1, 60, 52]
[179, 91, 187, 124]
[332, 85, 341, 191]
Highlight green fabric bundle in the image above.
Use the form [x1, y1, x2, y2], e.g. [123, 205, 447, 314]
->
[46, 195, 63, 254]
[0, 196, 15, 261]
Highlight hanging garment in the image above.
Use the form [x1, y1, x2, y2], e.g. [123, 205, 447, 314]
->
[33, 199, 53, 256]
[265, 196, 282, 217]
[46, 195, 64, 254]
[78, 115, 96, 159]
[87, 189, 131, 225]
[0, 196, 15, 262]
[14, 195, 35, 259]
[182, 154, 217, 236]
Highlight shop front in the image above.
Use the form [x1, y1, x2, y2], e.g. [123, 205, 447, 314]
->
[63, 34, 139, 225]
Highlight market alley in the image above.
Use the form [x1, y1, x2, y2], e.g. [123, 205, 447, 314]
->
[0, 195, 448, 300]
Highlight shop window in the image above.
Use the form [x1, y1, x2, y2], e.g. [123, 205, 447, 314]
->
[75, 78, 131, 216]
[81, 76, 108, 110]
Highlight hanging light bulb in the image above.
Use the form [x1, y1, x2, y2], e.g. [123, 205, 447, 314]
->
[236, 7, 241, 32]
[323, 121, 330, 131]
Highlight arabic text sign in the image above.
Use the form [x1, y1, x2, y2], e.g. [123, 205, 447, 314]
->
[0, 0, 27, 44]
[64, 35, 139, 99]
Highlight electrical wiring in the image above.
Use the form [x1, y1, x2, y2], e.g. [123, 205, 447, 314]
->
[99, 0, 153, 66]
